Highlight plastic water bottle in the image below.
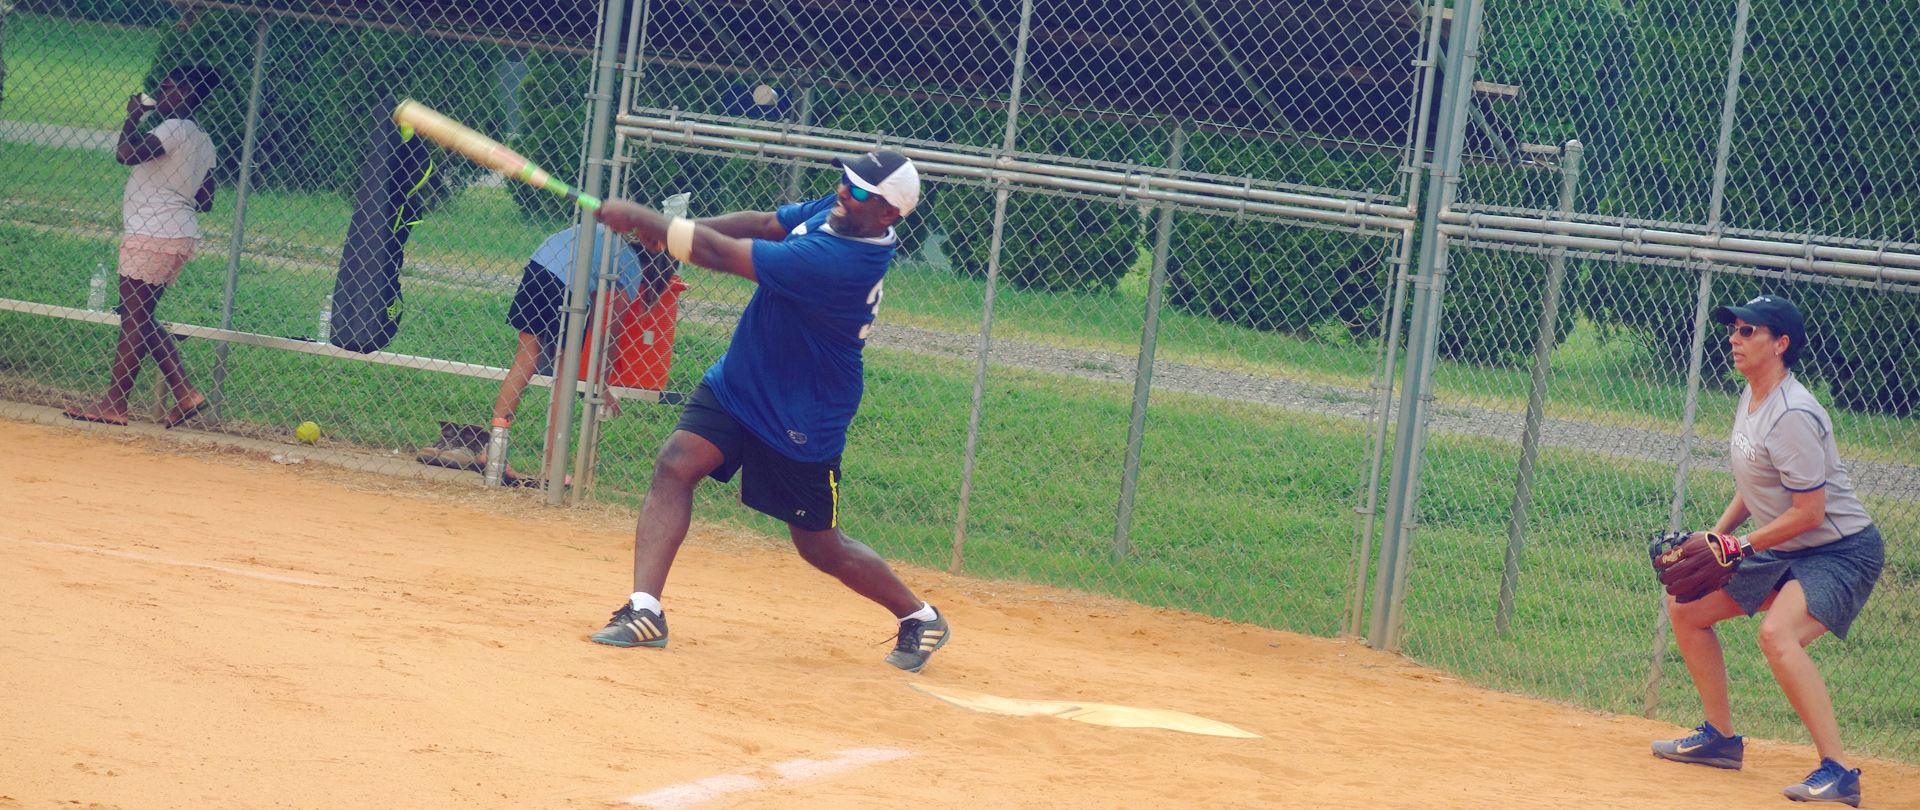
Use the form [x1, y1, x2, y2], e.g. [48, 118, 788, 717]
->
[317, 294, 334, 345]
[483, 418, 511, 487]
[86, 263, 110, 313]
[661, 192, 691, 219]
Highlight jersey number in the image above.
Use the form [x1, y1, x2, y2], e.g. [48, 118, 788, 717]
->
[857, 280, 884, 340]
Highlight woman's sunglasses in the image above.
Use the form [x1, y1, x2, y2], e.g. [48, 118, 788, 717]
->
[842, 174, 871, 202]
[1728, 324, 1769, 339]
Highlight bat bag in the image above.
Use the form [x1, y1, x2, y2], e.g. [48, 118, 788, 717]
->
[330, 92, 433, 353]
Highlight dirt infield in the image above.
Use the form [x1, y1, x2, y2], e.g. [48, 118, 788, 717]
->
[3, 418, 1916, 810]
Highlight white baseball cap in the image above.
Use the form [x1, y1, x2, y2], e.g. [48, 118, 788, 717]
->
[832, 150, 920, 216]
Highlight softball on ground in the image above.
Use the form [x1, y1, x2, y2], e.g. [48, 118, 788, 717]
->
[296, 421, 321, 444]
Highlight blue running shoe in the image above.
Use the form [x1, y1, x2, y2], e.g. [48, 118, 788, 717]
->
[1783, 758, 1862, 806]
[591, 604, 668, 648]
[1651, 722, 1744, 769]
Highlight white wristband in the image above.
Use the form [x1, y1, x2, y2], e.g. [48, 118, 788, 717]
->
[666, 217, 695, 262]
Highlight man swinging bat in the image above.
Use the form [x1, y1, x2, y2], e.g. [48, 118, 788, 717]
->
[586, 150, 951, 672]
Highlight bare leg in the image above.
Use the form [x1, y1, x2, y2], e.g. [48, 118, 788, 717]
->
[1758, 580, 1846, 765]
[789, 524, 923, 617]
[1666, 589, 1752, 735]
[492, 331, 545, 422]
[629, 430, 725, 596]
[144, 310, 205, 423]
[70, 277, 170, 422]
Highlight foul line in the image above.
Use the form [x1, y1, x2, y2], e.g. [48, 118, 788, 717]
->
[620, 748, 912, 809]
[4, 535, 339, 588]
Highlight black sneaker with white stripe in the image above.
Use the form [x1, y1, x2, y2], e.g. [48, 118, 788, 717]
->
[591, 604, 669, 648]
[884, 608, 949, 672]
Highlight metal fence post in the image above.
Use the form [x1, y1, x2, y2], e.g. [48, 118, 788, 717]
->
[572, 172, 625, 496]
[1348, 0, 1451, 639]
[782, 78, 815, 204]
[207, 14, 270, 420]
[1496, 139, 1585, 634]
[1348, 227, 1414, 637]
[572, 0, 654, 499]
[1644, 0, 1752, 717]
[1370, 0, 1485, 649]
[1112, 123, 1185, 560]
[949, 0, 1034, 573]
[547, 0, 629, 506]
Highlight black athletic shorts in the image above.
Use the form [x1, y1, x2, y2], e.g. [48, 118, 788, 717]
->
[506, 261, 567, 342]
[675, 382, 842, 532]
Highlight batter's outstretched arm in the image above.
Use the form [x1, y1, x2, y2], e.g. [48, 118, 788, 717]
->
[694, 210, 788, 241]
[599, 198, 759, 283]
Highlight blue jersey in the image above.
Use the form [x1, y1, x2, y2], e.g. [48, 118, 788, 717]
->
[702, 194, 895, 461]
[530, 224, 648, 296]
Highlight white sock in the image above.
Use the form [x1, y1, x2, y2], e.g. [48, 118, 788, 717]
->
[630, 592, 662, 614]
[898, 602, 936, 624]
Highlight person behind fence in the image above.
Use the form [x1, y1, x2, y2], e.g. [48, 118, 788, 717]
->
[64, 66, 222, 428]
[585, 150, 951, 673]
[416, 223, 672, 485]
[1647, 295, 1883, 807]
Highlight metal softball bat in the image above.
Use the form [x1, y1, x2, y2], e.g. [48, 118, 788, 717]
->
[391, 99, 600, 211]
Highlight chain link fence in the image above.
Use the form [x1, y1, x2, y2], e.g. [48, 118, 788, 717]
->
[1386, 0, 1920, 763]
[2, 0, 1913, 764]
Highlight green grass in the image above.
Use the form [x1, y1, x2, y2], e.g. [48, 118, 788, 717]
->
[1, 13, 165, 130]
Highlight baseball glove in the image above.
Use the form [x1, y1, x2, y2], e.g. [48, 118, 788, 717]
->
[1649, 531, 1753, 603]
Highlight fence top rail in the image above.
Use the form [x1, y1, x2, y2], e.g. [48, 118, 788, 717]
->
[619, 105, 1410, 201]
[1454, 239, 1920, 297]
[618, 112, 1416, 217]
[1440, 212, 1920, 276]
[1440, 222, 1920, 286]
[1456, 202, 1920, 256]
[618, 122, 1415, 231]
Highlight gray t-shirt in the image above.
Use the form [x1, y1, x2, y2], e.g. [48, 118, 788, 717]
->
[1730, 374, 1872, 551]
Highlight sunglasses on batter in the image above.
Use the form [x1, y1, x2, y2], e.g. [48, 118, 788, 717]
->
[1728, 324, 1770, 338]
[841, 173, 872, 202]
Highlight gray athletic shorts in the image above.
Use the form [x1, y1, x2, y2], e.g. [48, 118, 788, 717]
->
[1723, 524, 1884, 640]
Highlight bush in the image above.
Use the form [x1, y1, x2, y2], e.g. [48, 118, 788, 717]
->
[931, 110, 1152, 294]
[1818, 291, 1920, 416]
[1167, 216, 1388, 340]
[1163, 130, 1401, 342]
[505, 48, 589, 223]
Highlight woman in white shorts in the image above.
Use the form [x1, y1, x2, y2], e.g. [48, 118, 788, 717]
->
[1651, 295, 1883, 807]
[65, 66, 222, 428]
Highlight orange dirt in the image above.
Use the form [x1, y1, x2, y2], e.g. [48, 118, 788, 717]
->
[2, 417, 1916, 810]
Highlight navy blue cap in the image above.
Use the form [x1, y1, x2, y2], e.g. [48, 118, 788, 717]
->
[1712, 294, 1807, 363]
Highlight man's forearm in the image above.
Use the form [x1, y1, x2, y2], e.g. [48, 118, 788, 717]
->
[598, 199, 757, 280]
[696, 210, 783, 240]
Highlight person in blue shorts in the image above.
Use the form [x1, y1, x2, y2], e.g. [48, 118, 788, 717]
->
[587, 150, 950, 672]
[1651, 295, 1883, 807]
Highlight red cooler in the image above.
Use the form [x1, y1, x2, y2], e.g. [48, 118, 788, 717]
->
[581, 275, 689, 391]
